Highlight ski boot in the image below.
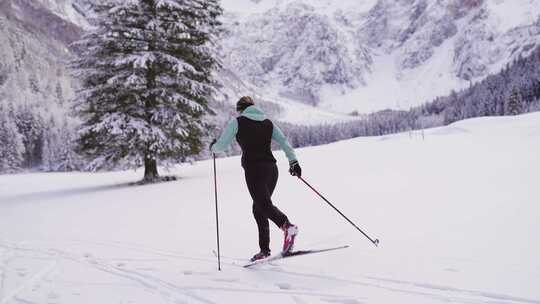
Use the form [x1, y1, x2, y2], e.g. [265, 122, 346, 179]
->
[250, 250, 271, 262]
[281, 222, 298, 254]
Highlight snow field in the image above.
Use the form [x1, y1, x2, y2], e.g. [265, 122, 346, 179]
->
[0, 113, 540, 303]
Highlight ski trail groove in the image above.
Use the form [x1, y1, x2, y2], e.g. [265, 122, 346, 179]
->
[49, 246, 356, 302]
[49, 248, 216, 304]
[365, 276, 540, 304]
[250, 267, 539, 304]
[2, 241, 538, 304]
[134, 244, 539, 304]
[0, 261, 57, 304]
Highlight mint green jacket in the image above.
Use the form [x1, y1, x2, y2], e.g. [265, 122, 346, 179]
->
[211, 106, 298, 164]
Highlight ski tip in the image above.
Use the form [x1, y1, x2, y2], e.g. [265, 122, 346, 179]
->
[374, 239, 380, 247]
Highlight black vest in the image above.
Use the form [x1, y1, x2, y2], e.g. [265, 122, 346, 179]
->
[236, 116, 277, 168]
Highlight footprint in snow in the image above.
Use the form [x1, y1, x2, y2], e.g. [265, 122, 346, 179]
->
[16, 268, 28, 277]
[212, 278, 239, 283]
[276, 282, 293, 290]
[83, 253, 99, 264]
[31, 284, 41, 291]
[444, 268, 459, 272]
[48, 292, 60, 299]
[321, 298, 363, 304]
[292, 296, 309, 304]
[182, 270, 211, 276]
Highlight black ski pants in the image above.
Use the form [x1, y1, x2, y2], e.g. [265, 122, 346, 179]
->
[244, 162, 289, 253]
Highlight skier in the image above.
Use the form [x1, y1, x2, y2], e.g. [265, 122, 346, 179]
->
[211, 96, 302, 262]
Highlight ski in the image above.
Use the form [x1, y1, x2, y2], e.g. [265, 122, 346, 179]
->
[243, 245, 350, 268]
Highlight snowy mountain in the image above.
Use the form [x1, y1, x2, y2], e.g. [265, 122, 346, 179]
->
[220, 0, 540, 113]
[1, 111, 539, 302]
[0, 0, 355, 126]
[0, 0, 82, 110]
[220, 0, 375, 105]
[2, 0, 539, 122]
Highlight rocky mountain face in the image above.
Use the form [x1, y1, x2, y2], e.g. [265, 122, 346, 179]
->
[0, 0, 82, 113]
[359, 0, 539, 79]
[221, 2, 372, 104]
[221, 0, 540, 112]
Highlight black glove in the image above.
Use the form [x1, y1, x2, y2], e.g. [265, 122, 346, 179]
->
[289, 160, 302, 177]
[209, 138, 217, 150]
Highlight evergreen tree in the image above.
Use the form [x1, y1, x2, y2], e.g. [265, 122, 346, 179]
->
[72, 0, 222, 182]
[40, 117, 59, 172]
[56, 119, 80, 172]
[56, 82, 65, 105]
[0, 104, 25, 173]
[443, 90, 461, 124]
[14, 103, 44, 168]
[506, 87, 524, 115]
[40, 116, 79, 172]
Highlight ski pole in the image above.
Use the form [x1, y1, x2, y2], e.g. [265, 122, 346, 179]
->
[297, 176, 380, 247]
[213, 153, 221, 270]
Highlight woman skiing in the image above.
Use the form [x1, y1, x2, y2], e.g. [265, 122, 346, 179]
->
[211, 96, 302, 261]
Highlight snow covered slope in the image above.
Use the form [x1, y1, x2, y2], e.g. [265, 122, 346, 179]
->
[32, 0, 90, 28]
[1, 112, 539, 303]
[0, 0, 78, 114]
[221, 0, 540, 113]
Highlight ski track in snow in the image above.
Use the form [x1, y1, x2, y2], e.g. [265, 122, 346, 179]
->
[0, 240, 537, 304]
[0, 241, 363, 304]
[0, 261, 57, 304]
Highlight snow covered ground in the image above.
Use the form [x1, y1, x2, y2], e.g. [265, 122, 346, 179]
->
[1, 113, 540, 303]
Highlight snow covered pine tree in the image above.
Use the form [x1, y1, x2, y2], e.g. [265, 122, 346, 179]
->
[0, 103, 25, 173]
[72, 0, 222, 182]
[507, 87, 524, 116]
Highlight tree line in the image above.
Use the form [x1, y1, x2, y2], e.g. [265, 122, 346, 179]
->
[277, 47, 540, 149]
